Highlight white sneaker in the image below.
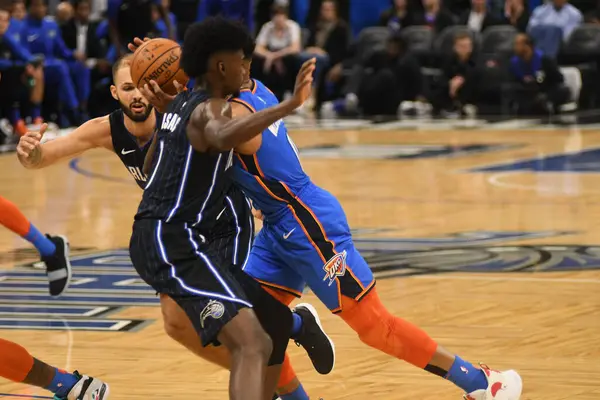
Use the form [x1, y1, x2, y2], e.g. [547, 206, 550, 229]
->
[464, 365, 522, 400]
[61, 372, 109, 400]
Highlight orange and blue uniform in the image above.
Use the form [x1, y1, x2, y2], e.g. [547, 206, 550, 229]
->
[231, 79, 374, 312]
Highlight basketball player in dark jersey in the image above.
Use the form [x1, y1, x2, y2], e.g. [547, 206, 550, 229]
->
[18, 50, 331, 398]
[130, 18, 316, 399]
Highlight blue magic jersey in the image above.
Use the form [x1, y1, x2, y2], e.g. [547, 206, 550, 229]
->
[231, 80, 310, 219]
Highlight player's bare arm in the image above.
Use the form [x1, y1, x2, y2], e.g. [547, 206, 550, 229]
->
[17, 117, 113, 169]
[191, 58, 315, 152]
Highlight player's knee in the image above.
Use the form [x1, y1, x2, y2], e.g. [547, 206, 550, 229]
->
[162, 313, 188, 343]
[230, 321, 273, 363]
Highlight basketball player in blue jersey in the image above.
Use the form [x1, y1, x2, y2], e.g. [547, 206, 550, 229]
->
[130, 18, 321, 400]
[224, 40, 524, 400]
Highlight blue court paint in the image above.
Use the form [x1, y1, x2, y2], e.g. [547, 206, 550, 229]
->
[470, 147, 600, 173]
[68, 158, 133, 184]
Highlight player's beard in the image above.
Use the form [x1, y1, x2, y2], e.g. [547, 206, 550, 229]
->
[120, 100, 153, 122]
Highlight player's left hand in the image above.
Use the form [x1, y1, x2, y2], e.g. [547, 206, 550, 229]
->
[127, 37, 151, 53]
[140, 80, 185, 113]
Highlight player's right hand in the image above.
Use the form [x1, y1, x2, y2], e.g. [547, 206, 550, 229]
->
[16, 123, 47, 160]
[140, 80, 185, 114]
[127, 37, 151, 53]
[290, 58, 316, 109]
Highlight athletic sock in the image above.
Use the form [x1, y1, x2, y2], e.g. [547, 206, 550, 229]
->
[445, 356, 488, 393]
[291, 312, 302, 337]
[23, 225, 56, 257]
[280, 383, 309, 400]
[31, 104, 41, 120]
[46, 368, 79, 398]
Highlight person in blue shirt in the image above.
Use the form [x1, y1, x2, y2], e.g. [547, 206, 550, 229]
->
[23, 0, 87, 125]
[0, 8, 45, 135]
[153, 0, 177, 41]
[196, 0, 254, 33]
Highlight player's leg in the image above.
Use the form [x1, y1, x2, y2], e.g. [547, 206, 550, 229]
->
[280, 192, 522, 399]
[0, 338, 108, 399]
[130, 220, 272, 399]
[0, 196, 71, 296]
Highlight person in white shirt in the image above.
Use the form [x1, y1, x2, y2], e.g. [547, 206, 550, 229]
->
[253, 3, 301, 99]
[528, 0, 583, 39]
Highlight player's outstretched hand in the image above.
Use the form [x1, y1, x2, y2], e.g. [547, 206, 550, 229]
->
[140, 80, 185, 113]
[290, 58, 316, 109]
[127, 37, 151, 53]
[16, 123, 47, 165]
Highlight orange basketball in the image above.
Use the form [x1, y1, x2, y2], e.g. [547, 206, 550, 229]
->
[130, 38, 189, 96]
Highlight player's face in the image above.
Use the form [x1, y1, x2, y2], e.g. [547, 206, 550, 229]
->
[220, 50, 246, 96]
[0, 11, 10, 35]
[12, 2, 26, 20]
[111, 66, 153, 122]
[29, 0, 47, 19]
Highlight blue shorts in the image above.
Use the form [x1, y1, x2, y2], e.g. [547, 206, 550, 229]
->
[244, 185, 375, 313]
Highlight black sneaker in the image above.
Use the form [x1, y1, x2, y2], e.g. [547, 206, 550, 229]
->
[42, 235, 72, 297]
[292, 303, 335, 375]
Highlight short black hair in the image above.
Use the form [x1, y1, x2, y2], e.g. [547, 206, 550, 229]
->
[25, 0, 46, 8]
[243, 35, 256, 60]
[112, 54, 133, 81]
[181, 17, 251, 78]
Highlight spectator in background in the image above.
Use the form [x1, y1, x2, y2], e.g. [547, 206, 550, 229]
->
[380, 0, 416, 31]
[197, 0, 254, 33]
[23, 0, 83, 125]
[302, 0, 349, 110]
[61, 0, 110, 83]
[153, 0, 176, 41]
[356, 34, 424, 116]
[509, 33, 570, 114]
[527, 0, 582, 56]
[253, 3, 301, 99]
[107, 0, 173, 59]
[504, 0, 529, 32]
[432, 32, 479, 116]
[422, 0, 455, 34]
[55, 0, 72, 26]
[0, 8, 44, 134]
[459, 0, 502, 32]
[10, 0, 26, 20]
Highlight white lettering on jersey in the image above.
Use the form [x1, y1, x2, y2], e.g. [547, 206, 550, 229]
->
[225, 150, 234, 170]
[161, 113, 181, 132]
[128, 166, 147, 182]
[268, 119, 282, 137]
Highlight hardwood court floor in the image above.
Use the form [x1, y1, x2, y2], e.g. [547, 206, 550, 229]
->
[1, 125, 599, 399]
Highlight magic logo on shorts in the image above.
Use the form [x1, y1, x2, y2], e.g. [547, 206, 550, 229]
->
[323, 250, 347, 286]
[200, 300, 225, 328]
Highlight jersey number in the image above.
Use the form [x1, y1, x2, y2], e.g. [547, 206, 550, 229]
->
[128, 166, 147, 182]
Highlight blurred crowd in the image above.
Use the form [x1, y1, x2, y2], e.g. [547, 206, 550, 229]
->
[0, 0, 599, 136]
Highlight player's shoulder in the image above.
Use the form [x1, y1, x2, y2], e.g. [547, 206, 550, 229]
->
[43, 16, 58, 26]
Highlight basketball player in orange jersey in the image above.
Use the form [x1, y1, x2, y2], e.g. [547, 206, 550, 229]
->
[17, 54, 332, 399]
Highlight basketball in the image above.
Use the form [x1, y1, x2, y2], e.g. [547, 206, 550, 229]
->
[130, 38, 189, 96]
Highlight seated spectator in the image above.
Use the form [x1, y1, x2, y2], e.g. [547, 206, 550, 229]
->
[153, 0, 177, 41]
[61, 0, 110, 84]
[301, 0, 350, 110]
[355, 34, 425, 116]
[0, 8, 44, 135]
[10, 0, 26, 21]
[107, 0, 173, 59]
[431, 32, 479, 116]
[504, 0, 529, 32]
[527, 0, 582, 56]
[23, 0, 85, 125]
[459, 0, 503, 32]
[196, 0, 254, 33]
[253, 3, 301, 99]
[55, 1, 73, 26]
[422, 0, 456, 34]
[380, 0, 421, 32]
[508, 33, 570, 114]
